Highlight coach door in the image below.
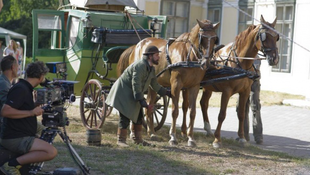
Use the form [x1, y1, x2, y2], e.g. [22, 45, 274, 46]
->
[32, 10, 66, 64]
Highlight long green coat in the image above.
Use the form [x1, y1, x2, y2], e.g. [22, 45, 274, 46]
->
[106, 57, 166, 123]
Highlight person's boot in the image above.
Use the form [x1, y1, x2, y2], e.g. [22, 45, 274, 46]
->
[132, 124, 154, 147]
[255, 136, 263, 144]
[1, 162, 22, 175]
[117, 128, 129, 147]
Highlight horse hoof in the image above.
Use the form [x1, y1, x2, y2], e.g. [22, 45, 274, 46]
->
[237, 138, 247, 143]
[169, 140, 178, 146]
[187, 140, 196, 147]
[212, 142, 222, 148]
[237, 138, 248, 147]
[150, 134, 159, 141]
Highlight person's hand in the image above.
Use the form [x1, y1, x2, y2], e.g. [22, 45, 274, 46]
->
[32, 106, 44, 116]
[166, 89, 172, 98]
[139, 99, 148, 108]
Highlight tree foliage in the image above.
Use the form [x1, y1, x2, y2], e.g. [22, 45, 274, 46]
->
[0, 0, 58, 56]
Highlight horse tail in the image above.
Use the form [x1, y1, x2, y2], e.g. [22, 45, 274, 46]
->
[117, 45, 136, 77]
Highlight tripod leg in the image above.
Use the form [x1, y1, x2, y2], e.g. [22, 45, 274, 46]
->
[29, 128, 58, 174]
[58, 131, 90, 175]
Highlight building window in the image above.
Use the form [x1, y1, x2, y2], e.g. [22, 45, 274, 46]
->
[238, 6, 254, 34]
[272, 4, 295, 73]
[161, 0, 190, 38]
[207, 1, 222, 39]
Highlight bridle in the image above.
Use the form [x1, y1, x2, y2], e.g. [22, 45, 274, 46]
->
[198, 28, 219, 60]
[256, 26, 279, 57]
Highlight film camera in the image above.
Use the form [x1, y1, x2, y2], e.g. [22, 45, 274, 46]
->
[30, 62, 90, 175]
[35, 62, 77, 128]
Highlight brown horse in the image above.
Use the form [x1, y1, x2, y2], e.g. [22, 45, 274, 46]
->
[181, 15, 279, 148]
[117, 19, 220, 147]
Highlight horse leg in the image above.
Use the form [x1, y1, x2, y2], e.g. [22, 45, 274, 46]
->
[146, 88, 158, 140]
[181, 90, 189, 137]
[200, 87, 214, 137]
[213, 91, 232, 148]
[169, 81, 182, 146]
[187, 85, 200, 147]
[236, 90, 251, 145]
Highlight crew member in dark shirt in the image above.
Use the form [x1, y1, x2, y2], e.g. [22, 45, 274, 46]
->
[0, 61, 57, 175]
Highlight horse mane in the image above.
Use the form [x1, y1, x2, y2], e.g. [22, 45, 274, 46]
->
[175, 32, 190, 41]
[234, 25, 257, 47]
[176, 19, 212, 43]
[117, 45, 136, 77]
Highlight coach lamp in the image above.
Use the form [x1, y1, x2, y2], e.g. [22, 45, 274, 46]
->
[82, 14, 93, 35]
[151, 18, 160, 37]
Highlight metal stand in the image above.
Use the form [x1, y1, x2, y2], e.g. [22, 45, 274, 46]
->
[29, 127, 90, 175]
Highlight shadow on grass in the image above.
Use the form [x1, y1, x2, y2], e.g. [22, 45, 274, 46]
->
[39, 112, 310, 175]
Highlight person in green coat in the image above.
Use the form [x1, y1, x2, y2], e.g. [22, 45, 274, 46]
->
[106, 45, 170, 147]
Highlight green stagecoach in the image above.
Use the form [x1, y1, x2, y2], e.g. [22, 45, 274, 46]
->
[32, 0, 169, 130]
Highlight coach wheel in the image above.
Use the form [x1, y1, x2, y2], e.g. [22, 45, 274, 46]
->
[142, 94, 168, 131]
[80, 79, 106, 129]
[102, 91, 113, 118]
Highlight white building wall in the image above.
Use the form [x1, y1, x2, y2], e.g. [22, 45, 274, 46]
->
[136, 0, 310, 98]
[258, 0, 310, 98]
[221, 0, 239, 45]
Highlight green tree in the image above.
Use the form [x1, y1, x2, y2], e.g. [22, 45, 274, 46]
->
[0, 0, 58, 57]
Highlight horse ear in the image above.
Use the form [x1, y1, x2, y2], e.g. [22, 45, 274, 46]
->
[260, 15, 266, 24]
[213, 22, 220, 30]
[272, 16, 277, 27]
[196, 19, 205, 28]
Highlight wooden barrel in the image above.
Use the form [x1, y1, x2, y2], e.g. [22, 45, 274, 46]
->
[86, 129, 101, 146]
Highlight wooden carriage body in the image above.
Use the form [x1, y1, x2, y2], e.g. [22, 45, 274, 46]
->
[32, 0, 168, 94]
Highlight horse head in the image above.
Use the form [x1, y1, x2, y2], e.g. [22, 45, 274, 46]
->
[193, 19, 220, 69]
[255, 15, 279, 66]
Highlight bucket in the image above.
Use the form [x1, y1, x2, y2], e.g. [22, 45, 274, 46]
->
[86, 129, 101, 146]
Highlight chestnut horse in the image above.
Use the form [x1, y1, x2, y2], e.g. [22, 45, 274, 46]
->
[117, 19, 219, 147]
[182, 15, 279, 148]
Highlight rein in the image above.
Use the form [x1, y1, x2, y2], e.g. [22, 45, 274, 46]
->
[125, 12, 152, 40]
[165, 28, 217, 66]
[156, 61, 203, 77]
[160, 25, 218, 77]
[161, 38, 205, 77]
[165, 38, 205, 66]
[213, 42, 259, 75]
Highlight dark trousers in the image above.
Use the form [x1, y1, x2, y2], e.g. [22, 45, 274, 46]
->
[237, 79, 263, 141]
[119, 108, 143, 129]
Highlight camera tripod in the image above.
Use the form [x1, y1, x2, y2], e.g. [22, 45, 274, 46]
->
[28, 126, 90, 175]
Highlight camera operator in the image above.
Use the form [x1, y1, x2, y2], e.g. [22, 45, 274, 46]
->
[0, 61, 57, 175]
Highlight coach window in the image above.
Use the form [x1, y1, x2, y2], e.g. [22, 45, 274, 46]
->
[161, 0, 190, 38]
[273, 2, 295, 73]
[238, 0, 254, 34]
[68, 16, 80, 48]
[37, 14, 63, 49]
[208, 0, 222, 39]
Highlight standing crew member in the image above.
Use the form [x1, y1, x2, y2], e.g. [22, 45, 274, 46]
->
[0, 55, 18, 128]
